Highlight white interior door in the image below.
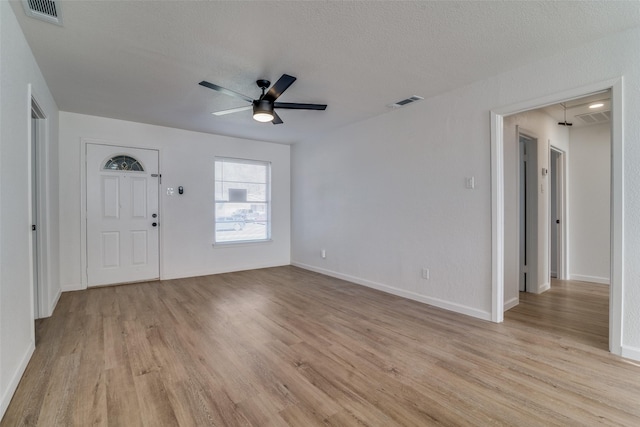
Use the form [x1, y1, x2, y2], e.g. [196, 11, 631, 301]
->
[86, 144, 159, 287]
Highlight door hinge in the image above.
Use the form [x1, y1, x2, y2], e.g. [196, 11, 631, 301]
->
[151, 173, 162, 184]
[522, 265, 528, 273]
[32, 224, 36, 231]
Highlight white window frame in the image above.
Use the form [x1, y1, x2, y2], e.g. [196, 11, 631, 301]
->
[214, 157, 271, 245]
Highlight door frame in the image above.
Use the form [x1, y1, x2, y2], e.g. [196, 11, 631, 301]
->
[517, 128, 539, 294]
[549, 146, 567, 281]
[80, 138, 163, 289]
[490, 77, 623, 356]
[28, 93, 47, 319]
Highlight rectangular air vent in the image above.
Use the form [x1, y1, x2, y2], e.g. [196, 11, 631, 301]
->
[575, 110, 611, 125]
[388, 96, 424, 109]
[22, 0, 63, 26]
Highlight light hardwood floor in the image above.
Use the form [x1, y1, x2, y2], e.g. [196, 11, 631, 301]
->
[2, 267, 640, 426]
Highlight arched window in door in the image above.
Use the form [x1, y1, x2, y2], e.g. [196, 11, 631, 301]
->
[103, 155, 144, 171]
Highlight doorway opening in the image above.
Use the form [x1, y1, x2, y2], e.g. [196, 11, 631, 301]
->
[490, 79, 623, 356]
[30, 98, 46, 319]
[518, 129, 538, 294]
[549, 146, 566, 281]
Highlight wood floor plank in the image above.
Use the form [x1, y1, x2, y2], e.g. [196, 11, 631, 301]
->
[3, 269, 640, 426]
[105, 365, 143, 427]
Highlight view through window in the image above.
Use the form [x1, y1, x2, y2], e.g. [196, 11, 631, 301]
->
[214, 157, 271, 243]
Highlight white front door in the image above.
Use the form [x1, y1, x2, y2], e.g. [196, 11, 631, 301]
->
[86, 144, 160, 287]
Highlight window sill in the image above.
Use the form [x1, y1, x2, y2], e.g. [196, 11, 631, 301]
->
[213, 239, 273, 248]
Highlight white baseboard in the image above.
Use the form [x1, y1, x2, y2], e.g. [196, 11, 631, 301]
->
[61, 263, 290, 291]
[38, 287, 62, 318]
[0, 341, 35, 419]
[536, 282, 551, 294]
[162, 262, 290, 281]
[504, 297, 519, 311]
[569, 274, 610, 285]
[61, 282, 84, 292]
[621, 344, 640, 362]
[292, 262, 492, 321]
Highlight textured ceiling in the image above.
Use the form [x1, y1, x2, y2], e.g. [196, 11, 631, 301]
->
[10, 1, 640, 144]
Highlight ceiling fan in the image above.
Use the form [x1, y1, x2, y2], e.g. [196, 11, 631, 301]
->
[199, 74, 327, 124]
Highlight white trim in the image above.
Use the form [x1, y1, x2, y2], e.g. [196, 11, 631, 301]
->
[504, 297, 519, 311]
[46, 288, 62, 317]
[621, 345, 640, 361]
[0, 342, 35, 418]
[517, 127, 540, 293]
[61, 283, 84, 292]
[569, 275, 610, 285]
[161, 262, 290, 281]
[549, 145, 569, 281]
[80, 140, 88, 289]
[609, 78, 624, 357]
[26, 85, 37, 326]
[293, 262, 492, 321]
[30, 91, 50, 320]
[490, 77, 624, 358]
[536, 281, 551, 294]
[490, 111, 504, 323]
[213, 239, 273, 247]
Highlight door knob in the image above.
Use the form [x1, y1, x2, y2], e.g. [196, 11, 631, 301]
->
[152, 222, 158, 227]
[152, 213, 157, 218]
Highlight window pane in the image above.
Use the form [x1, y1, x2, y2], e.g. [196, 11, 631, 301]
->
[214, 157, 270, 243]
[104, 155, 144, 171]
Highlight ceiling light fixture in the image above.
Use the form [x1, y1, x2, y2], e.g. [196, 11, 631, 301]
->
[589, 102, 604, 109]
[253, 100, 274, 122]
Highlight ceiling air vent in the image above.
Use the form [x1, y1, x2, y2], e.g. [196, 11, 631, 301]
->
[388, 96, 424, 109]
[22, 0, 63, 26]
[575, 110, 611, 125]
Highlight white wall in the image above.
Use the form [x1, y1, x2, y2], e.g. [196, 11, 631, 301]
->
[59, 113, 290, 288]
[568, 123, 610, 284]
[0, 2, 60, 418]
[292, 86, 494, 320]
[503, 111, 569, 306]
[291, 26, 640, 359]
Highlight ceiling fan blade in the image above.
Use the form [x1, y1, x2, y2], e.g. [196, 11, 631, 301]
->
[263, 74, 297, 102]
[274, 102, 327, 110]
[199, 81, 254, 103]
[271, 110, 283, 125]
[212, 105, 252, 116]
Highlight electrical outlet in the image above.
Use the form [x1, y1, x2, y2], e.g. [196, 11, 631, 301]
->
[421, 268, 430, 280]
[465, 176, 475, 189]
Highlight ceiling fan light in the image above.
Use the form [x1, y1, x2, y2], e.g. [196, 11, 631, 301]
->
[253, 112, 274, 122]
[253, 100, 274, 122]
